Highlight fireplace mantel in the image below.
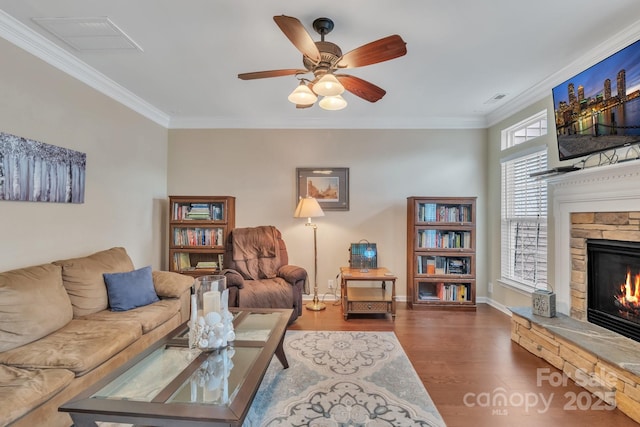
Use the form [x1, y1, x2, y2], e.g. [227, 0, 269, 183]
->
[548, 160, 640, 201]
[549, 160, 640, 315]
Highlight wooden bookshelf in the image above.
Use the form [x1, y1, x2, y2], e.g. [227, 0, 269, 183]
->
[168, 195, 235, 277]
[406, 196, 476, 310]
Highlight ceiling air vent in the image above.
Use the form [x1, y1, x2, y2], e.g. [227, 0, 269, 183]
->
[483, 93, 508, 104]
[32, 17, 143, 52]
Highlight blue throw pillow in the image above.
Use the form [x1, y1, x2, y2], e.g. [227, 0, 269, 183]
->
[103, 266, 159, 311]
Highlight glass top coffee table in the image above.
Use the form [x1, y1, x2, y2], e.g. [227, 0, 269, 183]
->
[59, 308, 292, 427]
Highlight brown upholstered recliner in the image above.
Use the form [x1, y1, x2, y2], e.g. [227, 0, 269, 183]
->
[222, 225, 308, 323]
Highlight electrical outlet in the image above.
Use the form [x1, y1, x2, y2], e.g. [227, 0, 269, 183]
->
[488, 282, 493, 293]
[328, 279, 334, 289]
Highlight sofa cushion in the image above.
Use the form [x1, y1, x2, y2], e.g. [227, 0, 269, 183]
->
[0, 319, 142, 376]
[104, 266, 159, 311]
[0, 365, 75, 426]
[0, 264, 73, 352]
[152, 270, 195, 297]
[53, 247, 135, 317]
[81, 299, 181, 334]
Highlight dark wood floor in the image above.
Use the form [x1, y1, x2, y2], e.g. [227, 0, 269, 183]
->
[289, 301, 639, 427]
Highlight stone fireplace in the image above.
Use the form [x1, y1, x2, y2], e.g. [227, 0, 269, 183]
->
[549, 161, 640, 317]
[570, 212, 640, 336]
[510, 161, 640, 423]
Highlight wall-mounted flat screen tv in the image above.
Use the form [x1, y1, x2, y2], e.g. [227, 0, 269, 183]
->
[552, 39, 640, 161]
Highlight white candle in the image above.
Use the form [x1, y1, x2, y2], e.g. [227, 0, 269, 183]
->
[203, 290, 221, 315]
[190, 294, 197, 327]
[190, 378, 197, 402]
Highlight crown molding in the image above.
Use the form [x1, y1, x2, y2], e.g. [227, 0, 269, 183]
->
[0, 10, 170, 128]
[3, 7, 638, 131]
[168, 114, 488, 130]
[486, 20, 640, 128]
[0, 9, 489, 131]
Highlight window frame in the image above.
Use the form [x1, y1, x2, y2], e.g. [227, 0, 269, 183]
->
[499, 110, 549, 293]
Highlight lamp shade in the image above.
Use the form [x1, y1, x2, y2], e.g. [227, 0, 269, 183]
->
[319, 95, 347, 111]
[313, 74, 345, 96]
[288, 83, 318, 105]
[294, 197, 325, 219]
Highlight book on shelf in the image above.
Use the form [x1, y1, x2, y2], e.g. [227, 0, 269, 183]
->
[447, 258, 468, 274]
[185, 203, 212, 220]
[426, 257, 436, 274]
[418, 230, 471, 249]
[173, 201, 227, 221]
[419, 282, 471, 301]
[418, 293, 441, 301]
[195, 261, 218, 269]
[419, 203, 437, 222]
[173, 227, 223, 246]
[459, 285, 468, 301]
[419, 256, 469, 275]
[174, 252, 192, 271]
[429, 204, 472, 223]
[212, 204, 223, 220]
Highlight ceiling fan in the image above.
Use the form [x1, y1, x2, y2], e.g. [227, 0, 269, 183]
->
[237, 15, 407, 110]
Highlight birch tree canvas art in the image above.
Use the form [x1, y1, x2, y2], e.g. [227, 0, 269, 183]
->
[0, 132, 86, 203]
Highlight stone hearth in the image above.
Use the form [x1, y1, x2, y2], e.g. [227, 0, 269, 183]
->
[511, 307, 640, 422]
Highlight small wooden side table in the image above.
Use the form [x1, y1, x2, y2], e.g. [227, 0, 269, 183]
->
[340, 267, 396, 320]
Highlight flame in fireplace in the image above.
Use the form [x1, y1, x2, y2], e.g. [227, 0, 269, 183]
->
[616, 268, 640, 311]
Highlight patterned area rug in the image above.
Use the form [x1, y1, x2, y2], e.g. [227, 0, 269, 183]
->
[244, 331, 446, 426]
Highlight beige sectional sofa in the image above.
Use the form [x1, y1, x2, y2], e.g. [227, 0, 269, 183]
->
[0, 247, 194, 427]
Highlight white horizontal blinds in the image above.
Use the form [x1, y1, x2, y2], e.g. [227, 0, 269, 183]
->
[501, 148, 548, 288]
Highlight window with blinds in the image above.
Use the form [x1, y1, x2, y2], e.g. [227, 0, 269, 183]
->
[501, 148, 548, 289]
[500, 110, 549, 291]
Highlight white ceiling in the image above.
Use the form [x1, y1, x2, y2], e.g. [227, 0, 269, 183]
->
[1, 1, 640, 130]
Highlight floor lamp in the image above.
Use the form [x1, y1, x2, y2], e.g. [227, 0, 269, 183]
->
[294, 196, 326, 311]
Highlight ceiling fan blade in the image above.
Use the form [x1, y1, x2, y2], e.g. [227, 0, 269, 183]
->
[237, 69, 308, 80]
[337, 35, 407, 68]
[273, 15, 321, 62]
[336, 75, 386, 103]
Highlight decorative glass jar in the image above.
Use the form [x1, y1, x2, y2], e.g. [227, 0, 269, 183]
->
[190, 275, 235, 350]
[190, 346, 235, 404]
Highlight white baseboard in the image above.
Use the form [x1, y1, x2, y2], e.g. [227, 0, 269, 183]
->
[303, 294, 511, 316]
[478, 296, 511, 315]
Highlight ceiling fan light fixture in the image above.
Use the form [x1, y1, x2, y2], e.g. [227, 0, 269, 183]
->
[288, 82, 318, 105]
[239, 15, 407, 110]
[313, 73, 345, 96]
[319, 95, 347, 111]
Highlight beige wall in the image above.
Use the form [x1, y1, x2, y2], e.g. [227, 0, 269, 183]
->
[0, 38, 168, 271]
[167, 128, 488, 299]
[1, 31, 490, 303]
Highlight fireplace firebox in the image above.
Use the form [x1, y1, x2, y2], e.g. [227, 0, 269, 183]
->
[587, 239, 640, 343]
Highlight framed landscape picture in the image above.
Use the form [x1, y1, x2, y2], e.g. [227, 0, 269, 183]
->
[296, 167, 349, 211]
